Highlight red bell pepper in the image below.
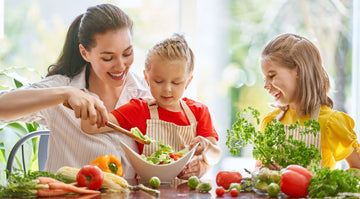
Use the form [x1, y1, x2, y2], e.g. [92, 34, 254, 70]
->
[280, 165, 313, 197]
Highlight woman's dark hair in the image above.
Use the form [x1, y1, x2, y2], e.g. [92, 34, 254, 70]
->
[47, 4, 133, 78]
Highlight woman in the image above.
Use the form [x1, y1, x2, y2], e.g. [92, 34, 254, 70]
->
[0, 4, 150, 178]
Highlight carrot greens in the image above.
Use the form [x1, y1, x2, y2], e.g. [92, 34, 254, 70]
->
[0, 170, 68, 197]
[226, 107, 321, 168]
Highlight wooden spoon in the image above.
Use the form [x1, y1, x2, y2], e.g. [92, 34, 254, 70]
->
[63, 102, 150, 145]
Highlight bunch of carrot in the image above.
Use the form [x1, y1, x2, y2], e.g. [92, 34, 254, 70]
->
[0, 176, 100, 198]
[36, 177, 100, 197]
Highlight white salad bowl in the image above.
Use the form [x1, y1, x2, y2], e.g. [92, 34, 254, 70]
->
[119, 141, 199, 183]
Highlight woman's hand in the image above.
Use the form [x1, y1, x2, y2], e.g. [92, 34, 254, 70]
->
[65, 87, 108, 128]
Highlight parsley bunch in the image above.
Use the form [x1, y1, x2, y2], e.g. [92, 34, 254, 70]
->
[226, 107, 321, 168]
[308, 168, 360, 198]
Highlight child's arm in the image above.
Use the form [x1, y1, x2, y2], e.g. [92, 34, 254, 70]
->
[346, 149, 360, 174]
[177, 136, 221, 179]
[81, 113, 118, 134]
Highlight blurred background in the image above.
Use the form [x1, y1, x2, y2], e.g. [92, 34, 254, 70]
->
[0, 0, 359, 184]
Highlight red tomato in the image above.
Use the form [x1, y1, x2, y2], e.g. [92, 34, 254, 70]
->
[77, 165, 104, 190]
[230, 188, 239, 197]
[215, 187, 225, 197]
[170, 153, 182, 161]
[216, 171, 242, 190]
[280, 165, 312, 197]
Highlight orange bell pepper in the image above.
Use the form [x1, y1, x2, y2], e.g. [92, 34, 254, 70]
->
[90, 155, 123, 177]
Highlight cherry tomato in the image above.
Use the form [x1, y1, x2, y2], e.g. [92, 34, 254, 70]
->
[215, 187, 225, 197]
[280, 165, 312, 197]
[76, 165, 104, 190]
[170, 153, 182, 161]
[216, 171, 242, 189]
[230, 188, 239, 197]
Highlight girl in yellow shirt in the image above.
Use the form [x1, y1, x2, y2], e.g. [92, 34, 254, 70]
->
[260, 33, 360, 170]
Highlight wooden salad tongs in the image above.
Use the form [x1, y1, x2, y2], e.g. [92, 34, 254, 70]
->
[63, 101, 151, 145]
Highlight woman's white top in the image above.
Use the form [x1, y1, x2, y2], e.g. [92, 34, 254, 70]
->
[0, 68, 150, 179]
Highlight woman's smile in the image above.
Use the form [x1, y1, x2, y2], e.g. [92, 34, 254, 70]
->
[108, 71, 125, 80]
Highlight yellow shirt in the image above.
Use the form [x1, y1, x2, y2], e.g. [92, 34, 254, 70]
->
[261, 105, 360, 169]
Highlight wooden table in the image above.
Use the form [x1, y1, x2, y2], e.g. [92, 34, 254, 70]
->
[1, 179, 271, 199]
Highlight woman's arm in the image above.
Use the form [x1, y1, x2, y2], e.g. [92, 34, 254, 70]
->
[0, 86, 108, 126]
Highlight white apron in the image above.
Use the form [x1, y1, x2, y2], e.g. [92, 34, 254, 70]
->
[276, 106, 322, 165]
[143, 99, 198, 156]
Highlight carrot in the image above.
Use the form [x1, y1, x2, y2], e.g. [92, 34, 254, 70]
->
[37, 176, 64, 184]
[48, 182, 101, 194]
[37, 188, 71, 197]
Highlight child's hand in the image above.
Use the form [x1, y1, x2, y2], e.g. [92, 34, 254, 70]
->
[189, 136, 212, 156]
[177, 155, 210, 180]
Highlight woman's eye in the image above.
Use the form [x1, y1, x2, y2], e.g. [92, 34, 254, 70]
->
[155, 80, 163, 84]
[103, 57, 113, 61]
[123, 49, 133, 57]
[172, 82, 180, 85]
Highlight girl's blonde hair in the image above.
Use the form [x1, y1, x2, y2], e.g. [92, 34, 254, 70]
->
[261, 33, 333, 115]
[145, 33, 194, 74]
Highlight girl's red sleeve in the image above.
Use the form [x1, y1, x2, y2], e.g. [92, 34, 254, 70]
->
[183, 98, 219, 141]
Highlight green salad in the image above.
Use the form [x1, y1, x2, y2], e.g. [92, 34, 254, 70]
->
[130, 127, 155, 143]
[141, 142, 188, 165]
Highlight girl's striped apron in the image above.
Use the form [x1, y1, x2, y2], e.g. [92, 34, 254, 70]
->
[143, 99, 198, 156]
[276, 106, 322, 165]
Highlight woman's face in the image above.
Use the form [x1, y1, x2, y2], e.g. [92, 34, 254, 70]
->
[261, 58, 299, 109]
[80, 28, 134, 89]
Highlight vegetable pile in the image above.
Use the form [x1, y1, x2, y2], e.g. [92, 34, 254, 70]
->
[1, 154, 160, 197]
[226, 107, 321, 168]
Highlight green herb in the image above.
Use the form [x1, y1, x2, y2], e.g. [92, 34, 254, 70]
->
[226, 107, 321, 168]
[308, 167, 360, 198]
[0, 170, 69, 197]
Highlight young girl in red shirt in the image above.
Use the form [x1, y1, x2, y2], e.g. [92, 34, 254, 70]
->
[82, 33, 220, 179]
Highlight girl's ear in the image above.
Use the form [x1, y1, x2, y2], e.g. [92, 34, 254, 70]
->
[79, 44, 90, 62]
[296, 65, 300, 78]
[185, 75, 193, 89]
[143, 70, 150, 85]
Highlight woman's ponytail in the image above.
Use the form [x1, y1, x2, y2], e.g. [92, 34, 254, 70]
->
[47, 14, 87, 77]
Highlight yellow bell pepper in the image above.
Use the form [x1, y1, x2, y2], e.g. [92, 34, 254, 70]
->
[90, 155, 124, 177]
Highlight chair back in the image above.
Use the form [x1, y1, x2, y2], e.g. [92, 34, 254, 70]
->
[6, 130, 50, 178]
